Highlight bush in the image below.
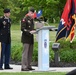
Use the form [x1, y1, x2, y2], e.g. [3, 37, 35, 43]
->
[32, 42, 38, 62]
[11, 40, 76, 63]
[11, 42, 39, 62]
[11, 43, 22, 62]
[11, 42, 54, 63]
[58, 40, 76, 62]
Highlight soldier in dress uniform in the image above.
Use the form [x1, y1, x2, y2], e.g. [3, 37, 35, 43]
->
[21, 7, 36, 71]
[0, 8, 13, 70]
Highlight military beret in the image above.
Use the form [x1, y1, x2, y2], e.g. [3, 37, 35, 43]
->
[29, 7, 35, 13]
[3, 8, 10, 13]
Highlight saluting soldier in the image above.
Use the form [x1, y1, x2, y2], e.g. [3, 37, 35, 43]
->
[21, 7, 36, 71]
[0, 8, 13, 70]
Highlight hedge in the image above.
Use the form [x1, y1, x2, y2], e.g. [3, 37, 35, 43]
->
[11, 41, 76, 63]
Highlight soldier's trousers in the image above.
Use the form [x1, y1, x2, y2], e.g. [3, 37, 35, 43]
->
[0, 42, 11, 68]
[21, 43, 33, 69]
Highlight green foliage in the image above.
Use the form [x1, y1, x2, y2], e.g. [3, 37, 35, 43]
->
[11, 43, 22, 62]
[0, 0, 66, 24]
[60, 49, 76, 62]
[58, 40, 76, 62]
[33, 42, 38, 62]
[49, 42, 54, 61]
[11, 42, 38, 62]
[11, 42, 54, 62]
[11, 40, 76, 63]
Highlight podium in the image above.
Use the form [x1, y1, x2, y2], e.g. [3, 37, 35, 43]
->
[35, 25, 55, 71]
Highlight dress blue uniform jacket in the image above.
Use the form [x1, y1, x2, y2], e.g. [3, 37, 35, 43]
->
[0, 16, 11, 44]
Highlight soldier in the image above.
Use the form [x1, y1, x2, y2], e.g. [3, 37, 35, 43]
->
[0, 8, 13, 70]
[21, 7, 36, 71]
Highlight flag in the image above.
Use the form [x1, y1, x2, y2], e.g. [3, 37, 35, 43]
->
[56, 0, 76, 43]
[66, 0, 76, 43]
[25, 10, 42, 19]
[33, 10, 37, 19]
[66, 15, 75, 43]
[37, 10, 42, 18]
[33, 10, 42, 19]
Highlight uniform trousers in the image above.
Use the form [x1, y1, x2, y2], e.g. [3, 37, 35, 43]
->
[0, 42, 11, 68]
[21, 43, 33, 69]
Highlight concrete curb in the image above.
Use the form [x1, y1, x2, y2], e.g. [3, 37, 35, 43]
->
[0, 64, 76, 72]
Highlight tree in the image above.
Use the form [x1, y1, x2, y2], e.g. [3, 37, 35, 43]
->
[0, 0, 66, 23]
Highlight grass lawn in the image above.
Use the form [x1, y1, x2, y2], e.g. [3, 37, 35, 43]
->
[0, 72, 66, 75]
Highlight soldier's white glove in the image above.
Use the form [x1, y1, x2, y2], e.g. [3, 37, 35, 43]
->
[30, 30, 36, 34]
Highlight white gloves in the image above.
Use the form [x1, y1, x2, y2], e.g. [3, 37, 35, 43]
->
[30, 30, 36, 34]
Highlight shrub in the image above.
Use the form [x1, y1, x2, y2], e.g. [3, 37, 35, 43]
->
[11, 43, 22, 62]
[58, 40, 76, 62]
[11, 40, 76, 63]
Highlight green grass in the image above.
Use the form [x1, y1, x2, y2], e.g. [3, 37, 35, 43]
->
[11, 24, 21, 46]
[0, 72, 66, 75]
[11, 24, 57, 44]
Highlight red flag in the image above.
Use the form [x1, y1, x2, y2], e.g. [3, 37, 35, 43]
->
[33, 11, 37, 19]
[56, 0, 72, 42]
[66, 0, 76, 42]
[66, 14, 76, 43]
[56, 0, 76, 43]
[61, 0, 72, 26]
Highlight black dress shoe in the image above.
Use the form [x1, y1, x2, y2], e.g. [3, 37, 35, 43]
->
[5, 67, 13, 69]
[21, 68, 29, 71]
[0, 68, 3, 70]
[28, 68, 35, 70]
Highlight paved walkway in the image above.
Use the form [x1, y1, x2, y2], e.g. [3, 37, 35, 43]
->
[0, 64, 76, 72]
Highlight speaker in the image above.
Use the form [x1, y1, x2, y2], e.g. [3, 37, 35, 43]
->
[66, 69, 76, 75]
[52, 43, 60, 51]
